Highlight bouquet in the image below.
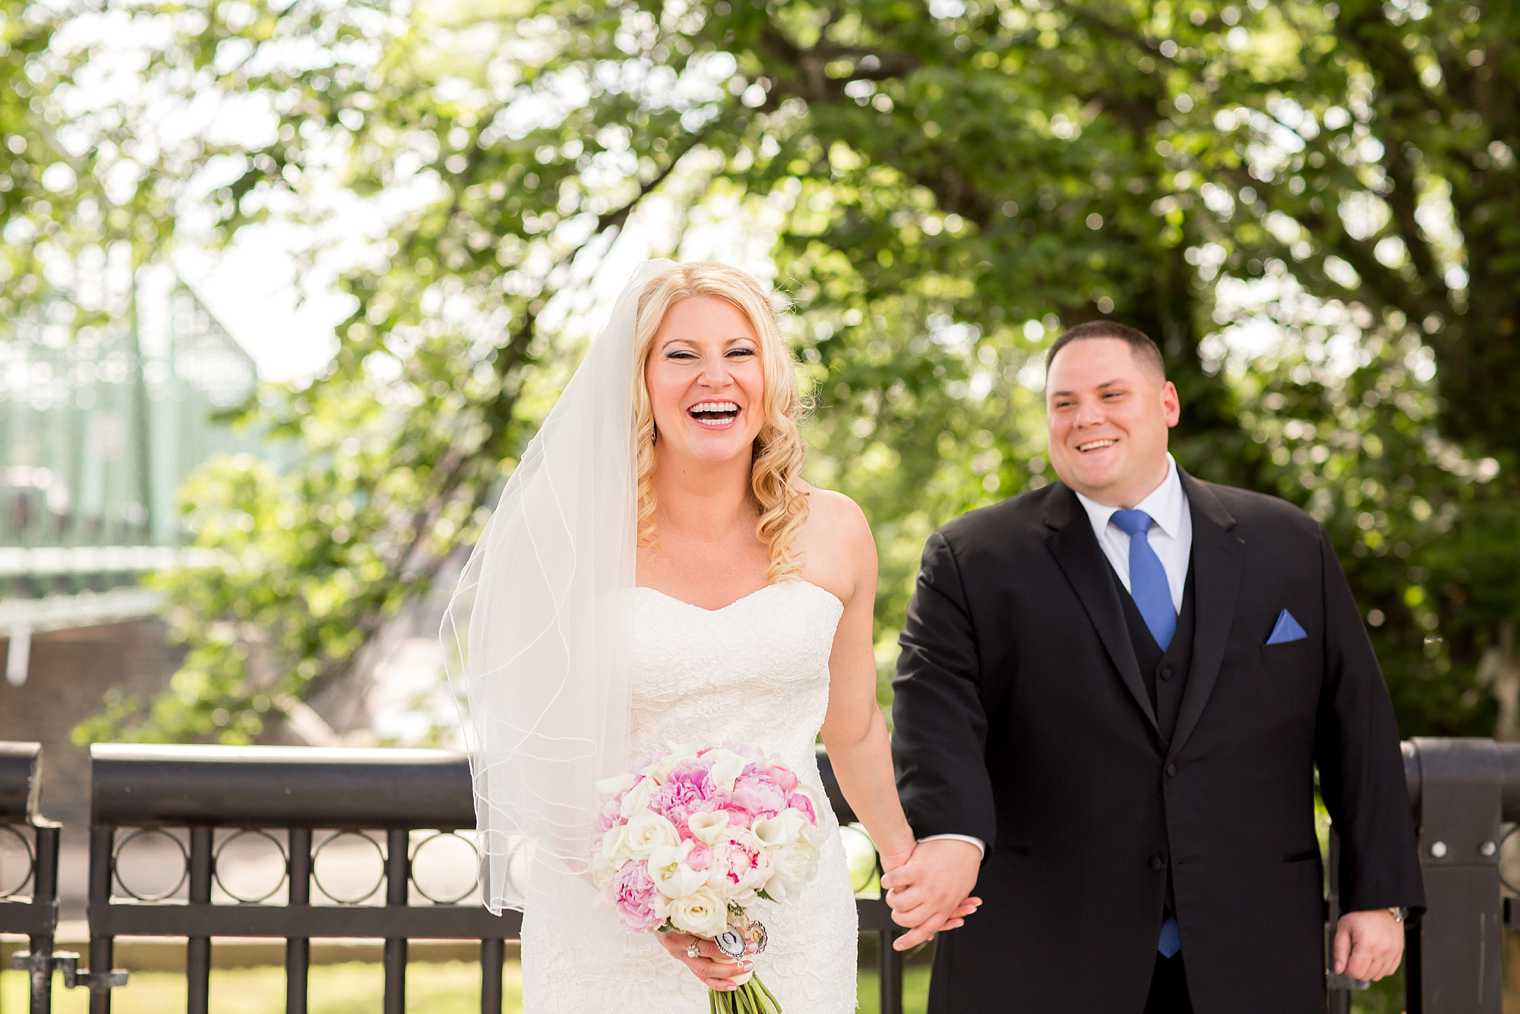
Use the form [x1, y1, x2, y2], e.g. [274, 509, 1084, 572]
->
[592, 745, 824, 1013]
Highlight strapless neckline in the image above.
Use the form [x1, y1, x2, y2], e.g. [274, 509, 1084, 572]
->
[633, 578, 844, 615]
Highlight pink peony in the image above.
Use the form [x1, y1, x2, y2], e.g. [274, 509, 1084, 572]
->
[730, 769, 787, 818]
[763, 764, 799, 794]
[721, 803, 754, 829]
[611, 861, 663, 932]
[650, 764, 719, 826]
[710, 835, 768, 891]
[787, 791, 817, 824]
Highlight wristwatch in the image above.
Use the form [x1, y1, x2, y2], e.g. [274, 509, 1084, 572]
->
[1387, 907, 1407, 923]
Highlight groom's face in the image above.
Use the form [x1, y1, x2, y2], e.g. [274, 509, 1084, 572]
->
[1045, 337, 1180, 507]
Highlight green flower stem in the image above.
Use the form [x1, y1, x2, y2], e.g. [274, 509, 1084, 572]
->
[711, 973, 781, 1014]
[753, 975, 782, 1011]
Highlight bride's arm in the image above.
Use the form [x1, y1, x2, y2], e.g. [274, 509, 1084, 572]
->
[814, 494, 918, 871]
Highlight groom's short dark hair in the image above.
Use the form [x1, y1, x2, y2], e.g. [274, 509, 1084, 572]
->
[1046, 321, 1166, 378]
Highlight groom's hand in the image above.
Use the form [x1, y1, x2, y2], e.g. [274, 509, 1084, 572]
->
[880, 838, 983, 951]
[1332, 909, 1404, 982]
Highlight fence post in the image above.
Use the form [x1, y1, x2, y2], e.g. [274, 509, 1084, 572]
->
[1, 742, 59, 1014]
[1405, 737, 1504, 1013]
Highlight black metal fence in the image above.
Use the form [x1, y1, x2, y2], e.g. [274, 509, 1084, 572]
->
[1, 738, 1515, 1013]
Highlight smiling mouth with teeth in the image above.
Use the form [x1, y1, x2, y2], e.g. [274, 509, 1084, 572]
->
[688, 400, 741, 427]
[1077, 439, 1118, 452]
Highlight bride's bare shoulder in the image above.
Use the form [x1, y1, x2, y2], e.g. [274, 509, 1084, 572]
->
[796, 484, 875, 598]
[799, 484, 870, 537]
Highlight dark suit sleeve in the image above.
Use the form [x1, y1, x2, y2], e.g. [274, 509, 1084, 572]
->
[1312, 525, 1425, 914]
[891, 529, 998, 848]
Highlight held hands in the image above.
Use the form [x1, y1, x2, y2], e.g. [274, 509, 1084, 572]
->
[657, 930, 754, 992]
[880, 838, 984, 951]
[1332, 909, 1405, 982]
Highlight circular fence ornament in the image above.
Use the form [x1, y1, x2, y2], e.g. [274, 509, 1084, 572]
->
[113, 828, 190, 902]
[0, 825, 35, 898]
[409, 831, 481, 905]
[311, 830, 387, 905]
[213, 828, 289, 904]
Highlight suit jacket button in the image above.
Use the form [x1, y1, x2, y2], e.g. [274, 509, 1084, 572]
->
[1150, 853, 1165, 871]
[1165, 762, 1177, 778]
[1157, 663, 1173, 681]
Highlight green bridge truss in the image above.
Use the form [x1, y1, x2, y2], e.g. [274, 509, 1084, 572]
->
[1, 272, 279, 685]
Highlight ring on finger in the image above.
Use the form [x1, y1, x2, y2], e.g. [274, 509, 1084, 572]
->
[686, 941, 702, 959]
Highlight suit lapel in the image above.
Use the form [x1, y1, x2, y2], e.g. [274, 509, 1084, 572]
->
[1170, 472, 1243, 757]
[1042, 485, 1159, 736]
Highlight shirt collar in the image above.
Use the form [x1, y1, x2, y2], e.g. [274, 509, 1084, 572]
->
[1072, 454, 1186, 539]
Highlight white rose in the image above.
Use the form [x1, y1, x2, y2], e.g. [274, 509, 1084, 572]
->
[687, 810, 731, 845]
[668, 887, 730, 938]
[703, 749, 747, 794]
[622, 812, 680, 859]
[619, 777, 658, 819]
[649, 841, 709, 899]
[752, 809, 806, 849]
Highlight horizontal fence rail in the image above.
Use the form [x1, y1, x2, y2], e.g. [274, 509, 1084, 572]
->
[0, 738, 1515, 1013]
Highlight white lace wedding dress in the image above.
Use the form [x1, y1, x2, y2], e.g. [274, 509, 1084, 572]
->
[519, 579, 860, 1012]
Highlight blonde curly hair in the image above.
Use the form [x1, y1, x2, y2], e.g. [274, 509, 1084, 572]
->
[632, 262, 808, 581]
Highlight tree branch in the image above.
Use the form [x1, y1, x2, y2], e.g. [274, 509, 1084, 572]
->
[297, 120, 714, 705]
[1379, 138, 1452, 316]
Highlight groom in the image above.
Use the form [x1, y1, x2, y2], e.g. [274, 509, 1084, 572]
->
[883, 323, 1424, 1012]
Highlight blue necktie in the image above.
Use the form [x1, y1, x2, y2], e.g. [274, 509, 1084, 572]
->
[1111, 509, 1175, 651]
[1111, 508, 1181, 957]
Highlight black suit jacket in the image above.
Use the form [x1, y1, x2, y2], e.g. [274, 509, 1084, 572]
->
[891, 472, 1424, 1014]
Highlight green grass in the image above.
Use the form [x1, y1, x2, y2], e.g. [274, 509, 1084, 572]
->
[2, 961, 516, 1014]
[0, 960, 1413, 1012]
[1, 960, 932, 1013]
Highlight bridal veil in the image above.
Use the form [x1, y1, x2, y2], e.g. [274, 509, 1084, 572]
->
[441, 260, 672, 913]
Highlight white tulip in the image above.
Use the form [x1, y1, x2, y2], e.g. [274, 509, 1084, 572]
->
[687, 810, 731, 845]
[752, 809, 806, 848]
[704, 749, 747, 794]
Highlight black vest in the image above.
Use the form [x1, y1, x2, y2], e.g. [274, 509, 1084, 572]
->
[1114, 562, 1196, 746]
[1114, 561, 1196, 915]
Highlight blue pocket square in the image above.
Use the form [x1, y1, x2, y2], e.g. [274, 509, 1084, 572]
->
[1265, 609, 1308, 645]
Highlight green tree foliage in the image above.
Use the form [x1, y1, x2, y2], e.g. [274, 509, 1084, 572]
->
[28, 0, 1511, 742]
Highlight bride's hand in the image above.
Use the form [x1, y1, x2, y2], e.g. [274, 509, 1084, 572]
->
[656, 930, 754, 992]
[877, 840, 917, 873]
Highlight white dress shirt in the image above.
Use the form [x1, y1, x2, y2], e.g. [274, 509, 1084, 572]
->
[917, 456, 1193, 859]
[1072, 453, 1193, 613]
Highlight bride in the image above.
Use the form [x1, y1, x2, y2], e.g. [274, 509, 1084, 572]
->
[443, 261, 978, 1011]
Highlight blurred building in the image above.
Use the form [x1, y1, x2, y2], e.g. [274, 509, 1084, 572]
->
[0, 265, 277, 825]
